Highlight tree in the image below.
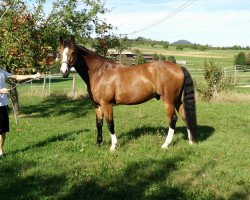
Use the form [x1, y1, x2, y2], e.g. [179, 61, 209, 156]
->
[134, 50, 146, 65]
[200, 58, 233, 100]
[245, 52, 250, 65]
[176, 45, 184, 50]
[0, 0, 113, 74]
[234, 52, 246, 66]
[167, 56, 176, 63]
[163, 42, 169, 49]
[152, 53, 159, 61]
[0, 0, 40, 73]
[158, 54, 166, 61]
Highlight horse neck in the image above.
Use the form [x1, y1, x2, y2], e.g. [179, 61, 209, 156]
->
[74, 48, 91, 87]
[74, 46, 105, 87]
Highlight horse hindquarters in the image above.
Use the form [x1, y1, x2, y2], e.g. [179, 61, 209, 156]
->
[161, 66, 197, 148]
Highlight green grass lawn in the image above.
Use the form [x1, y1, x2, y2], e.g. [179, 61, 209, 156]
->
[0, 77, 249, 199]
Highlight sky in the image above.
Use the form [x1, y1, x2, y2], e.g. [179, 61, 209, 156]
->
[26, 0, 250, 47]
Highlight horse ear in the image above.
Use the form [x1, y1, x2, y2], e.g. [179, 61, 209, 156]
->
[70, 36, 75, 44]
[60, 36, 64, 45]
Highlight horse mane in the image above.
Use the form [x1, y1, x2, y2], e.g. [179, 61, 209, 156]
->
[75, 43, 116, 63]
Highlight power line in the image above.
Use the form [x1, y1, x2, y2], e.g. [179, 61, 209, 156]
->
[121, 0, 197, 36]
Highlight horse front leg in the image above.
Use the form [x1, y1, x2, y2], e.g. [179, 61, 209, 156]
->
[101, 103, 117, 152]
[161, 102, 177, 149]
[95, 106, 104, 146]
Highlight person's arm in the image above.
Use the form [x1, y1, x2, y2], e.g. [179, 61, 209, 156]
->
[10, 72, 41, 81]
[0, 88, 10, 94]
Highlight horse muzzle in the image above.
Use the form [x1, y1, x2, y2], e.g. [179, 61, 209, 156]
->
[60, 63, 69, 78]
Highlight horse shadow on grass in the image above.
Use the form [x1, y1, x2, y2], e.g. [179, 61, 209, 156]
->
[19, 93, 93, 118]
[118, 125, 215, 147]
[0, 159, 67, 199]
[58, 154, 231, 200]
[59, 155, 189, 200]
[7, 128, 90, 156]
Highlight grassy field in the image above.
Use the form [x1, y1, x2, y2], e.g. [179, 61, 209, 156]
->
[0, 75, 249, 199]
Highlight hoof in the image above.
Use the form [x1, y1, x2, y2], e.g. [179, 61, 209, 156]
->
[96, 142, 103, 147]
[161, 144, 169, 149]
[109, 145, 116, 152]
[189, 139, 197, 145]
[189, 140, 194, 145]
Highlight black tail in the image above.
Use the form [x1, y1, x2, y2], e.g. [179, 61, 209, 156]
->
[181, 67, 197, 142]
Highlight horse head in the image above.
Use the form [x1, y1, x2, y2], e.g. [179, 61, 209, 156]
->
[59, 36, 77, 78]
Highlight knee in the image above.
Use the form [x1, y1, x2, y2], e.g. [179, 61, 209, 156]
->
[96, 118, 103, 127]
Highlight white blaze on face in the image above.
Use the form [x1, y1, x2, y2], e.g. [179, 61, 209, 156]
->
[60, 47, 69, 74]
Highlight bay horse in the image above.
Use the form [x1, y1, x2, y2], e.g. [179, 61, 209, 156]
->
[59, 36, 197, 151]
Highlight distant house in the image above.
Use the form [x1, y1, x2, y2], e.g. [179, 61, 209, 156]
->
[108, 49, 134, 58]
[176, 60, 187, 66]
[143, 54, 154, 62]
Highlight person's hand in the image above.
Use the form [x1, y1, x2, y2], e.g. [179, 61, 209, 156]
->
[0, 88, 10, 94]
[32, 72, 41, 79]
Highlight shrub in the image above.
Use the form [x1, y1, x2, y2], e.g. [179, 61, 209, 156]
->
[245, 52, 250, 65]
[163, 43, 169, 49]
[158, 54, 166, 61]
[167, 56, 176, 63]
[234, 52, 246, 65]
[176, 45, 184, 50]
[134, 50, 146, 65]
[196, 59, 233, 101]
[152, 53, 159, 61]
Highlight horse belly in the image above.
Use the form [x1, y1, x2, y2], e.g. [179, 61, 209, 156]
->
[115, 82, 156, 105]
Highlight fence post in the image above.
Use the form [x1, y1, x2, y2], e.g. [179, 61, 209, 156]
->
[30, 79, 33, 93]
[234, 65, 237, 85]
[42, 77, 46, 93]
[48, 76, 51, 94]
[72, 74, 76, 95]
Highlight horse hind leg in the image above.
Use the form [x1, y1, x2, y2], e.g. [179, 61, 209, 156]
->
[161, 102, 178, 149]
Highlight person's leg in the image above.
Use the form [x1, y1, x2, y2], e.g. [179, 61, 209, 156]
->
[0, 106, 9, 156]
[0, 132, 6, 156]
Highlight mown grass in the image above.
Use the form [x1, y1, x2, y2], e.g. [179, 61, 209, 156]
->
[0, 77, 249, 199]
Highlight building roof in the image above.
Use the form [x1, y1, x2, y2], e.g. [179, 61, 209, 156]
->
[108, 49, 134, 55]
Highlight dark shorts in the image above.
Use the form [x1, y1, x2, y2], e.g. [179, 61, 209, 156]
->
[0, 106, 9, 133]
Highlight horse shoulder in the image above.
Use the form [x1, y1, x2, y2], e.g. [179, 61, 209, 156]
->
[90, 65, 118, 104]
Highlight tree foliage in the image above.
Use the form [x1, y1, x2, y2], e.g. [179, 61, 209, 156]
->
[234, 52, 246, 66]
[245, 52, 250, 65]
[197, 58, 233, 100]
[0, 0, 40, 73]
[134, 49, 146, 65]
[0, 0, 112, 74]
